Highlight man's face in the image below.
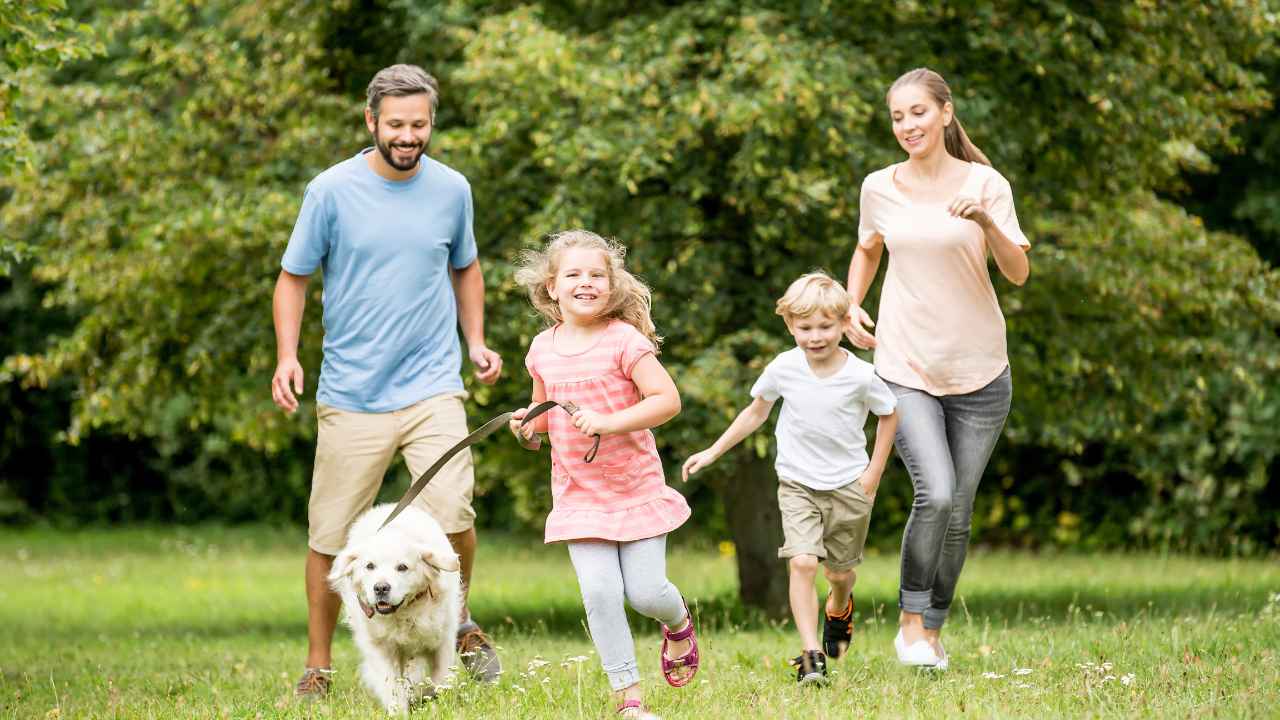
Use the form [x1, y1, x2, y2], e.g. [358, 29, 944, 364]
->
[364, 93, 434, 172]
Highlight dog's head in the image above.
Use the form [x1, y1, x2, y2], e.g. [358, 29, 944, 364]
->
[329, 537, 459, 619]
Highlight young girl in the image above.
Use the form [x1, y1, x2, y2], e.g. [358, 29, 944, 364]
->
[509, 230, 699, 719]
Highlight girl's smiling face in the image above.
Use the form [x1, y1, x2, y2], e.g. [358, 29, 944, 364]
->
[548, 247, 612, 322]
[888, 82, 952, 159]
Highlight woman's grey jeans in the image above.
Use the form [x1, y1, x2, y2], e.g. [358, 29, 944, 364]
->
[884, 366, 1012, 630]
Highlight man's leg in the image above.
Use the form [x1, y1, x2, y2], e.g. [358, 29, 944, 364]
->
[297, 403, 398, 698]
[397, 393, 500, 682]
[305, 549, 341, 668]
[446, 527, 477, 622]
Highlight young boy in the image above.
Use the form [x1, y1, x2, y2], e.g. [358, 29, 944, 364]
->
[682, 271, 898, 684]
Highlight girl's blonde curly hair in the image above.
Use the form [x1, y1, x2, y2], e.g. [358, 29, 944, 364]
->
[514, 229, 662, 349]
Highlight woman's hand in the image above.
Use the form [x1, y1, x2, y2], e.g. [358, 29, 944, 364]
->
[571, 407, 614, 437]
[844, 305, 877, 349]
[948, 195, 993, 229]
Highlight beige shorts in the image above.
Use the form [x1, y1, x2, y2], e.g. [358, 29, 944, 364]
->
[308, 392, 476, 555]
[777, 477, 874, 572]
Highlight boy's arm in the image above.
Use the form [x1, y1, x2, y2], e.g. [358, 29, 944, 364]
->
[681, 396, 776, 481]
[858, 409, 898, 496]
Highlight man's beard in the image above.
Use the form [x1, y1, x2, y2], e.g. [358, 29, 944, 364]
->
[375, 135, 427, 171]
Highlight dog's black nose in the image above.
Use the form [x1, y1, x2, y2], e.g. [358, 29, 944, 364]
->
[373, 581, 390, 596]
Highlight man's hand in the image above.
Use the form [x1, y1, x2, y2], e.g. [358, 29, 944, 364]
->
[271, 358, 305, 413]
[681, 449, 719, 482]
[469, 344, 502, 385]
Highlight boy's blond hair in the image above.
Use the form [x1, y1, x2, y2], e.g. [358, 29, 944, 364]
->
[775, 271, 851, 323]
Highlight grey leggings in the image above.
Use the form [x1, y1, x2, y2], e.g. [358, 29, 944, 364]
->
[567, 536, 687, 690]
[887, 366, 1012, 630]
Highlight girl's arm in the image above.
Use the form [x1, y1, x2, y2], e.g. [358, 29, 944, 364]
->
[681, 396, 776, 481]
[858, 409, 899, 496]
[845, 239, 884, 349]
[508, 376, 548, 449]
[570, 354, 679, 436]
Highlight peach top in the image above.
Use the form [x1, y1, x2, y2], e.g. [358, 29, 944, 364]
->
[525, 320, 690, 543]
[858, 162, 1030, 396]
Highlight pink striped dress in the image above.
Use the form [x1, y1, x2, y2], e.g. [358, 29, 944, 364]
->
[524, 320, 691, 543]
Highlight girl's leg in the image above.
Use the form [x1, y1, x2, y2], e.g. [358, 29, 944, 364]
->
[888, 382, 955, 644]
[925, 368, 1012, 634]
[566, 541, 642, 699]
[618, 535, 694, 678]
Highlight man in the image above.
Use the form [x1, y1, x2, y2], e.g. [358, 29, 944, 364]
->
[271, 64, 503, 699]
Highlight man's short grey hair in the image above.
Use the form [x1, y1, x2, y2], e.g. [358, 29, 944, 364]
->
[366, 64, 440, 119]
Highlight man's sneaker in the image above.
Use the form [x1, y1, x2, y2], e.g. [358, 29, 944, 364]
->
[791, 650, 828, 685]
[822, 593, 854, 659]
[293, 667, 333, 700]
[457, 622, 502, 683]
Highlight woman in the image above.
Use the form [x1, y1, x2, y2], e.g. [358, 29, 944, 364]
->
[846, 68, 1030, 669]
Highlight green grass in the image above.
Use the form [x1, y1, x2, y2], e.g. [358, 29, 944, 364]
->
[1, 527, 1277, 719]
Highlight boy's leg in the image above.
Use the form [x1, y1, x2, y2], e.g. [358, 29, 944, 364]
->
[300, 404, 398, 695]
[788, 554, 822, 652]
[778, 478, 827, 651]
[820, 478, 874, 658]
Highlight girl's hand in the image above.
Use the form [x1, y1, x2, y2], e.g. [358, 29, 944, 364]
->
[949, 195, 993, 229]
[570, 407, 613, 437]
[681, 449, 718, 482]
[508, 406, 540, 449]
[844, 305, 877, 350]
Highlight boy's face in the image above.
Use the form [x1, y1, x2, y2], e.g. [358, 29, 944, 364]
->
[786, 311, 844, 363]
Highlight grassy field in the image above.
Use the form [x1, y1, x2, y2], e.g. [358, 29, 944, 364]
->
[0, 526, 1277, 719]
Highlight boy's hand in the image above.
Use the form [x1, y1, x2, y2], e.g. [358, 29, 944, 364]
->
[570, 407, 613, 437]
[509, 405, 540, 448]
[681, 449, 718, 483]
[857, 469, 882, 499]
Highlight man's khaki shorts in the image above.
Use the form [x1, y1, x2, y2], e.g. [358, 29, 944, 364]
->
[308, 392, 476, 555]
[777, 477, 874, 572]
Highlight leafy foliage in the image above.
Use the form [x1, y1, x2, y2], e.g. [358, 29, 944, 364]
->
[1, 1, 1277, 563]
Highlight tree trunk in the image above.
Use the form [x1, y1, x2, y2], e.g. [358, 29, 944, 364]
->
[721, 455, 789, 618]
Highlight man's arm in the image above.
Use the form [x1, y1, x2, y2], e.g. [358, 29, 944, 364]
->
[450, 259, 502, 385]
[271, 269, 310, 413]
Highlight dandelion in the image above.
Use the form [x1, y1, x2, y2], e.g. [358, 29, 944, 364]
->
[1013, 668, 1033, 676]
[1121, 673, 1135, 686]
[982, 672, 1005, 679]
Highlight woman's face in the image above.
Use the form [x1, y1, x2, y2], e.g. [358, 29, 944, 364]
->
[888, 83, 953, 159]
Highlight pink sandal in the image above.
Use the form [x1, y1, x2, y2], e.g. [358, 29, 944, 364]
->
[660, 599, 699, 687]
[617, 698, 660, 719]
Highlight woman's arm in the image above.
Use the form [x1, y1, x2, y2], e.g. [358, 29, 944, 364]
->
[845, 240, 885, 349]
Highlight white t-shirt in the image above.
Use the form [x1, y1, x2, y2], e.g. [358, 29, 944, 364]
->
[750, 348, 898, 491]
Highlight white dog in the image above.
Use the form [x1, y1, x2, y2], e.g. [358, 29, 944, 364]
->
[329, 503, 461, 714]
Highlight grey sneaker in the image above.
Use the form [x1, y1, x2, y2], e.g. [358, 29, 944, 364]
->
[294, 667, 333, 700]
[456, 622, 502, 683]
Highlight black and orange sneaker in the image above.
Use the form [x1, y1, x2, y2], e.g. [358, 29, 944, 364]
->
[822, 593, 854, 659]
[792, 650, 829, 685]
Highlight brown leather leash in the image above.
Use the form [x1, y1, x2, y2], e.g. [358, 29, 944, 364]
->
[379, 400, 599, 530]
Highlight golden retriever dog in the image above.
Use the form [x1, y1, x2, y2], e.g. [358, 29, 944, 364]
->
[329, 503, 461, 714]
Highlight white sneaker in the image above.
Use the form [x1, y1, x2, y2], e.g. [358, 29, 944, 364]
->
[895, 629, 941, 667]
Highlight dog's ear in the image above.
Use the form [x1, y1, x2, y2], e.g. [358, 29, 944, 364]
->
[421, 547, 460, 573]
[328, 550, 359, 586]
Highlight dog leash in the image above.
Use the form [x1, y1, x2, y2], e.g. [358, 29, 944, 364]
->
[379, 400, 599, 530]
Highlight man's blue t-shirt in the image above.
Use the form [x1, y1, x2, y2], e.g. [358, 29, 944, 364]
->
[281, 149, 477, 413]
